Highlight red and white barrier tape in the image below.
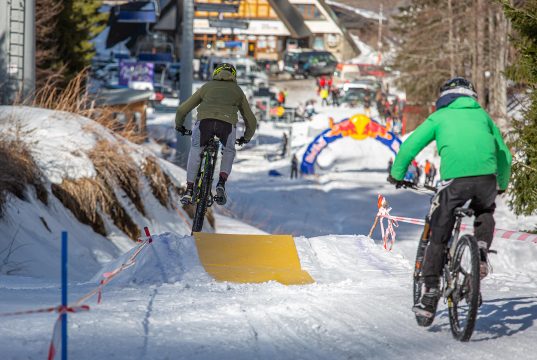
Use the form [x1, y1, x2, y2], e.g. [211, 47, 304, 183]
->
[373, 195, 537, 246]
[48, 305, 90, 360]
[0, 226, 156, 360]
[377, 206, 398, 251]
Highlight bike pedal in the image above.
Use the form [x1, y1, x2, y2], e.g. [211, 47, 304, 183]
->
[412, 306, 434, 319]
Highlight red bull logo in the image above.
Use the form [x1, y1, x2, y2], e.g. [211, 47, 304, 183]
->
[328, 114, 391, 140]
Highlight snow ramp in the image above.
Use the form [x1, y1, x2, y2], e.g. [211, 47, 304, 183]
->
[194, 232, 314, 285]
[93, 232, 314, 285]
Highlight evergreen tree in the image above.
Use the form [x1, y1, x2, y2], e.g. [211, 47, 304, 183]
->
[501, 0, 537, 216]
[56, 0, 107, 83]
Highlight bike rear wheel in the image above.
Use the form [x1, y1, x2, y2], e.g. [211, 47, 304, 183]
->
[191, 156, 214, 233]
[447, 234, 480, 341]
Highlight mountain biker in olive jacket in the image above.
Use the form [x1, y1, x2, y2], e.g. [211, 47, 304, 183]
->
[388, 77, 512, 318]
[175, 63, 258, 205]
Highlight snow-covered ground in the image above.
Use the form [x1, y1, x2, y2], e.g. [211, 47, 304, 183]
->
[1, 84, 537, 359]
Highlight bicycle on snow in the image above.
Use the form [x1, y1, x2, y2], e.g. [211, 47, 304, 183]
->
[179, 131, 244, 233]
[397, 180, 492, 342]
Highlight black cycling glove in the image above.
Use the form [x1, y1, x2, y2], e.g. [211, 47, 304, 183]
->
[387, 175, 404, 189]
[236, 136, 249, 146]
[176, 125, 192, 136]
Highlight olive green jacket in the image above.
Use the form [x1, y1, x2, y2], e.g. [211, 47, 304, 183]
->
[175, 70, 258, 140]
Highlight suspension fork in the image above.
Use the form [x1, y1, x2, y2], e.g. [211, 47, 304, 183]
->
[414, 216, 431, 278]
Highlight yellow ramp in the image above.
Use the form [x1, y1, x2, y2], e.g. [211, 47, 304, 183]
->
[193, 232, 314, 285]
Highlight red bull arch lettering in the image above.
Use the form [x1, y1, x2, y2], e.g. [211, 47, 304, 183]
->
[301, 114, 402, 175]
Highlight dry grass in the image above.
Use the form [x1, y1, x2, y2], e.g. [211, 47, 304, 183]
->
[51, 177, 140, 240]
[182, 204, 215, 229]
[142, 156, 172, 208]
[89, 140, 145, 216]
[0, 133, 47, 217]
[24, 70, 145, 143]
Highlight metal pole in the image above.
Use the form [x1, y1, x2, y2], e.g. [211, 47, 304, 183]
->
[23, 0, 35, 99]
[61, 231, 68, 360]
[0, 1, 9, 104]
[175, 0, 194, 168]
[377, 4, 382, 65]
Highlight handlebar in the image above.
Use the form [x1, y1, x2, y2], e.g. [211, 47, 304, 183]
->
[391, 178, 437, 193]
[177, 129, 192, 136]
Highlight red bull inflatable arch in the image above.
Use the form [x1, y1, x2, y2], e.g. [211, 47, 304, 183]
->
[301, 114, 402, 175]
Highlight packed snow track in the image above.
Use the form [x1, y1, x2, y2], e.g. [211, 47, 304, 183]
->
[1, 232, 536, 359]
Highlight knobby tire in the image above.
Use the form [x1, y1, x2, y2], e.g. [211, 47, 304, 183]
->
[413, 225, 434, 327]
[192, 156, 213, 233]
[447, 234, 480, 341]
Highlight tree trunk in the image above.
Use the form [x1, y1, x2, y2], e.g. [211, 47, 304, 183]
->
[474, 0, 486, 106]
[493, 6, 509, 131]
[448, 0, 455, 77]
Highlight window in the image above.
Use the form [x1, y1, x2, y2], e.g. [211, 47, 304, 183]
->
[293, 4, 325, 20]
[195, 0, 277, 19]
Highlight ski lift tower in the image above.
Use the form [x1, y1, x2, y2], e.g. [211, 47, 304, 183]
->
[174, 0, 242, 168]
[0, 0, 35, 104]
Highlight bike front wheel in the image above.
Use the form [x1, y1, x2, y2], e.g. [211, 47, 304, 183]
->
[447, 234, 480, 342]
[191, 162, 213, 233]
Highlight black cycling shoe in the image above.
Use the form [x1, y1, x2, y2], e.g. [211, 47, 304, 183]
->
[413, 288, 440, 319]
[215, 181, 227, 205]
[181, 183, 194, 205]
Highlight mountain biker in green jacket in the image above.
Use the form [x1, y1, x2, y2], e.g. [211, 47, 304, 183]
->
[175, 63, 257, 206]
[388, 77, 512, 318]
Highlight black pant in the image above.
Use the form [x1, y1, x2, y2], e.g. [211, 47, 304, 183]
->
[291, 166, 298, 179]
[199, 118, 232, 147]
[423, 175, 497, 287]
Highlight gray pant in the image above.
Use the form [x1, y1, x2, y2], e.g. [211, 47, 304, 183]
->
[186, 120, 237, 183]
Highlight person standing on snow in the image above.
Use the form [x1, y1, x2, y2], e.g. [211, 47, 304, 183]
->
[388, 77, 512, 318]
[291, 154, 299, 179]
[331, 86, 340, 107]
[175, 63, 258, 206]
[320, 87, 329, 106]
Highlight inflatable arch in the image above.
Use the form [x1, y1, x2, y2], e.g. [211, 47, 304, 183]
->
[301, 114, 402, 175]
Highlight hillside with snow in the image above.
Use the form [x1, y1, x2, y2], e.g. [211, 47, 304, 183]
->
[0, 106, 194, 280]
[1, 88, 537, 359]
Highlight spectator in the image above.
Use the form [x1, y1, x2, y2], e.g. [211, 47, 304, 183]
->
[320, 88, 329, 106]
[331, 86, 340, 107]
[305, 100, 317, 119]
[281, 132, 288, 157]
[277, 90, 286, 106]
[387, 158, 393, 173]
[319, 75, 327, 89]
[291, 154, 299, 179]
[364, 90, 372, 117]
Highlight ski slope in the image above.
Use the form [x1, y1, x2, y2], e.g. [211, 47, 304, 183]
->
[2, 88, 537, 358]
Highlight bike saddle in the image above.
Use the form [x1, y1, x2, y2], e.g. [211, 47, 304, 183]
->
[454, 207, 474, 217]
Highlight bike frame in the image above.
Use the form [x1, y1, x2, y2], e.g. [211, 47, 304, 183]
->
[193, 137, 220, 205]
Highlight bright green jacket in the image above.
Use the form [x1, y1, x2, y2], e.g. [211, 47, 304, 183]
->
[391, 97, 512, 190]
[175, 70, 258, 140]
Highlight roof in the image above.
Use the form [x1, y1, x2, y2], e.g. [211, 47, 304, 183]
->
[154, 0, 312, 38]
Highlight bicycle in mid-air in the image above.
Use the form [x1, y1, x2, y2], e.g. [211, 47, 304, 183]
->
[181, 132, 242, 233]
[398, 180, 487, 342]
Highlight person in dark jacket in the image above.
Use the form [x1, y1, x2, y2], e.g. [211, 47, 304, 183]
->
[291, 154, 299, 179]
[389, 77, 512, 319]
[175, 63, 257, 205]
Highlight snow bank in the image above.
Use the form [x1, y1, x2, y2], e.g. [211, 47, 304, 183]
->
[92, 233, 212, 286]
[0, 106, 192, 280]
